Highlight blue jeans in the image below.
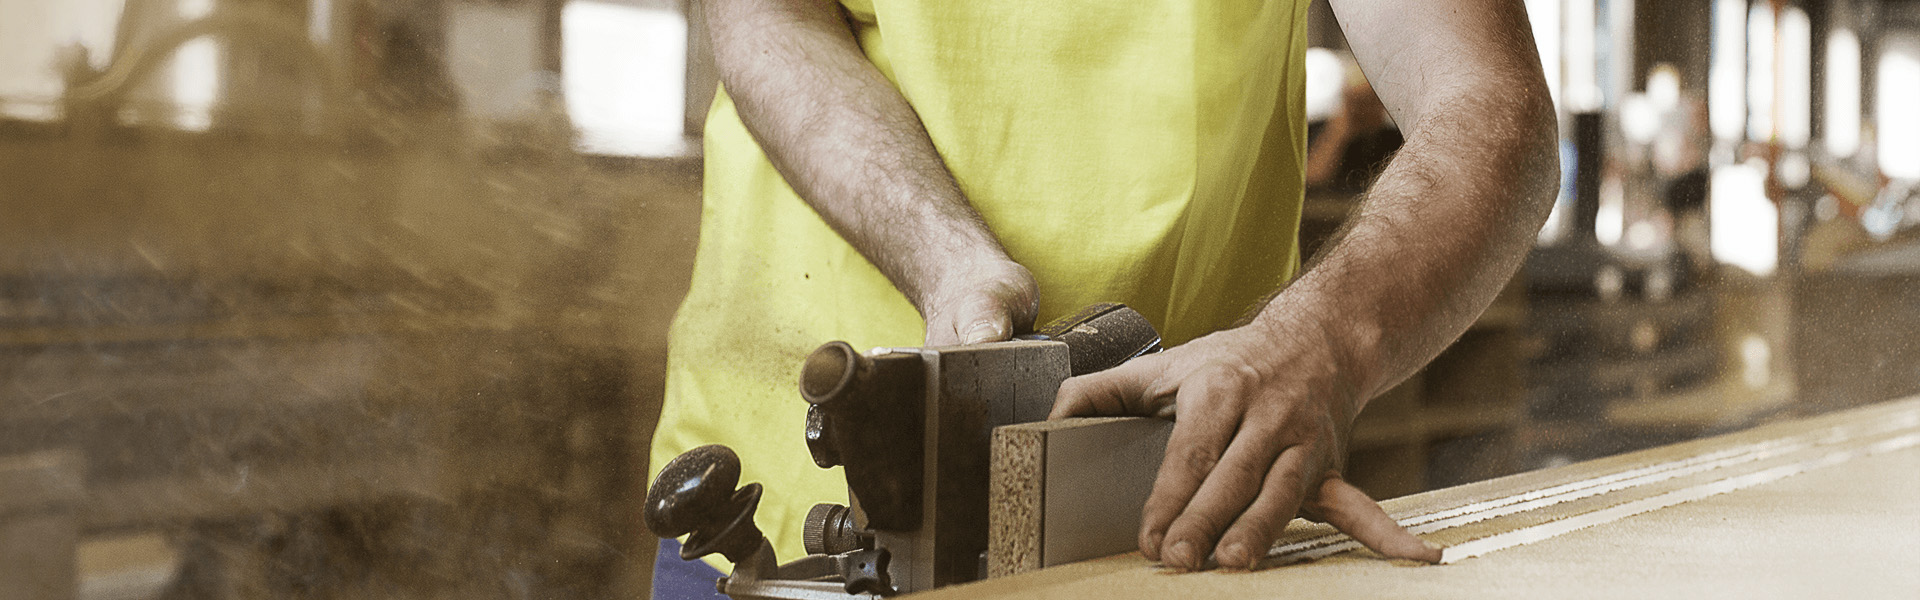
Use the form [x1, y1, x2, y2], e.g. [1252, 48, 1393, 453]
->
[652, 539, 730, 600]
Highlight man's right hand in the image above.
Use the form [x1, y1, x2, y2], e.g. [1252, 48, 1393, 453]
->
[705, 0, 1029, 343]
[918, 258, 1039, 347]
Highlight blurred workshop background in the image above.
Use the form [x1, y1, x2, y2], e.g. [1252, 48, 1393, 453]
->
[1, 0, 1918, 598]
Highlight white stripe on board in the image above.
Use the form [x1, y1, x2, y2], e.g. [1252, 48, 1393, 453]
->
[1262, 407, 1920, 566]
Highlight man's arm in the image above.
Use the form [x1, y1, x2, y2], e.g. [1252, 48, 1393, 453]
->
[1051, 0, 1557, 571]
[704, 0, 1037, 345]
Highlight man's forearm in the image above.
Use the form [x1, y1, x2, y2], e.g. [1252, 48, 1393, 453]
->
[1251, 3, 1559, 408]
[704, 0, 1013, 312]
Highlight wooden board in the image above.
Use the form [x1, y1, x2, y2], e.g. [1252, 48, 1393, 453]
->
[931, 396, 1920, 599]
[988, 417, 1172, 578]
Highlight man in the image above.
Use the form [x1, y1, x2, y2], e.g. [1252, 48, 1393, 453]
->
[649, 0, 1557, 591]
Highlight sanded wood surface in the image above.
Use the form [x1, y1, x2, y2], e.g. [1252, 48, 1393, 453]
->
[934, 397, 1920, 599]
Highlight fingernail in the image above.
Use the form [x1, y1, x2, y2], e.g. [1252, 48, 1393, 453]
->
[1168, 540, 1196, 570]
[1143, 531, 1164, 560]
[963, 322, 999, 344]
[1219, 542, 1248, 570]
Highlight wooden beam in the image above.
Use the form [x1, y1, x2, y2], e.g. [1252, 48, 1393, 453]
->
[988, 417, 1172, 577]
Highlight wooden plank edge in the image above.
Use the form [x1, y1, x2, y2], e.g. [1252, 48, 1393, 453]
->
[987, 423, 1045, 578]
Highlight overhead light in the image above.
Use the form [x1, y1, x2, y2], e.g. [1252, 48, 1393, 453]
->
[170, 0, 219, 131]
[1780, 7, 1811, 150]
[1878, 35, 1920, 180]
[1596, 174, 1625, 246]
[1564, 0, 1600, 112]
[1747, 2, 1775, 142]
[1620, 93, 1661, 145]
[1303, 48, 1344, 123]
[1710, 0, 1747, 142]
[1524, 0, 1564, 113]
[1825, 29, 1861, 158]
[1647, 64, 1681, 111]
[1710, 160, 1777, 277]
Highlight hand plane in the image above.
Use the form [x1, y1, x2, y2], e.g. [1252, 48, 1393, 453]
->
[646, 303, 1162, 598]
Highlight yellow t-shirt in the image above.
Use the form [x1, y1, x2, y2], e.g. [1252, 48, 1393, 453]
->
[651, 0, 1310, 571]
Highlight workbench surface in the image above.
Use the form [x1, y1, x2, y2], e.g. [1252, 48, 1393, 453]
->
[926, 397, 1920, 599]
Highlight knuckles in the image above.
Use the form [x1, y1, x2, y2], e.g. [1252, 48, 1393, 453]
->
[1178, 443, 1222, 476]
[1117, 327, 1372, 571]
[1187, 361, 1265, 398]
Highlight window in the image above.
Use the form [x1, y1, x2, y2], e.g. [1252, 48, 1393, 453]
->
[172, 0, 219, 131]
[0, 0, 124, 122]
[562, 0, 689, 157]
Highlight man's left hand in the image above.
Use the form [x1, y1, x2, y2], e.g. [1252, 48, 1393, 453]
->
[1049, 321, 1442, 570]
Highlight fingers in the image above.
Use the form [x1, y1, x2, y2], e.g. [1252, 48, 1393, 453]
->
[1309, 475, 1442, 563]
[1210, 445, 1314, 569]
[923, 319, 961, 347]
[924, 296, 1012, 347]
[920, 259, 1040, 346]
[1049, 359, 1170, 419]
[1050, 333, 1430, 570]
[1161, 437, 1303, 571]
[961, 305, 1012, 344]
[1137, 376, 1242, 565]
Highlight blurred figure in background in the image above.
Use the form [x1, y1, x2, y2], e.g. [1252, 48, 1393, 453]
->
[1657, 96, 1712, 267]
[1306, 58, 1404, 195]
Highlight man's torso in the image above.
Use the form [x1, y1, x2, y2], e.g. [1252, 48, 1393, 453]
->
[653, 0, 1313, 571]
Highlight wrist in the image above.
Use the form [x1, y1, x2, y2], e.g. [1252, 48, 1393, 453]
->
[913, 250, 1037, 317]
[869, 211, 1001, 307]
[904, 246, 1018, 308]
[1246, 291, 1385, 414]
